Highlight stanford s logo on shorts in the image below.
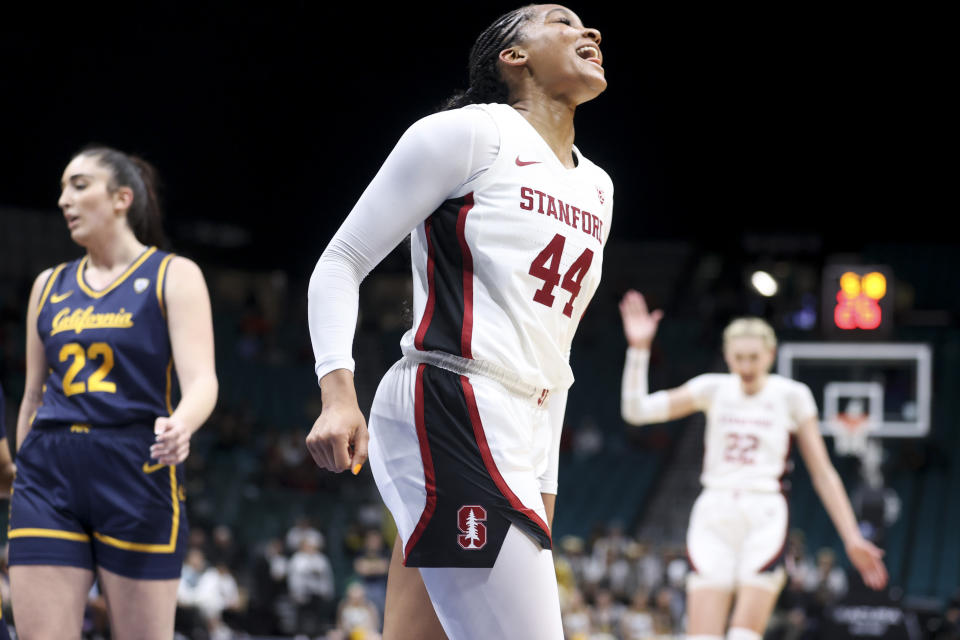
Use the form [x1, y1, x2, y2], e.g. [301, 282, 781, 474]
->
[457, 505, 487, 550]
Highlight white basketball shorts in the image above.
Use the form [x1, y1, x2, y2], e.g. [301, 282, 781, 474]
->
[368, 357, 564, 639]
[686, 488, 788, 593]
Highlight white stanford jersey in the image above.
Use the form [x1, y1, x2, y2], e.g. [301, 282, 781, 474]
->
[399, 104, 613, 394]
[687, 374, 818, 493]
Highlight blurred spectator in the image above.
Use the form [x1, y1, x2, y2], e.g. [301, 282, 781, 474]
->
[176, 547, 209, 638]
[651, 585, 678, 635]
[178, 547, 208, 604]
[590, 586, 624, 636]
[353, 529, 390, 616]
[561, 587, 592, 640]
[785, 529, 815, 586]
[592, 521, 630, 562]
[208, 524, 243, 575]
[559, 535, 589, 588]
[636, 541, 664, 592]
[194, 561, 242, 639]
[248, 538, 289, 635]
[288, 536, 335, 635]
[806, 547, 847, 602]
[188, 527, 208, 554]
[336, 581, 380, 636]
[607, 546, 634, 601]
[287, 516, 325, 555]
[619, 589, 655, 640]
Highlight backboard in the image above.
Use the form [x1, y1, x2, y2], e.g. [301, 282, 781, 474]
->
[777, 342, 932, 438]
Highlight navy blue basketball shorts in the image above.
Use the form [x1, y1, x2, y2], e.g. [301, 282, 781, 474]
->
[368, 358, 553, 568]
[8, 423, 188, 580]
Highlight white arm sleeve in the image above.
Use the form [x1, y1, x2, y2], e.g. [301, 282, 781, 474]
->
[620, 347, 670, 425]
[308, 108, 499, 384]
[538, 388, 568, 495]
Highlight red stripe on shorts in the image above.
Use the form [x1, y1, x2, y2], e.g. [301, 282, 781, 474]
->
[759, 498, 789, 573]
[404, 364, 438, 563]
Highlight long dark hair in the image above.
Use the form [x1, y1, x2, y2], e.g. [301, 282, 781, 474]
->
[441, 6, 536, 111]
[76, 146, 167, 248]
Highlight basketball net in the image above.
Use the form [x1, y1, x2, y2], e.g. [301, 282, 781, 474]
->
[830, 399, 884, 487]
[833, 411, 871, 456]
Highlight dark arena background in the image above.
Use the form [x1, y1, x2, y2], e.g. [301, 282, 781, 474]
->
[0, 3, 954, 639]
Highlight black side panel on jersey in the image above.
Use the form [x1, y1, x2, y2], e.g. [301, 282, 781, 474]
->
[419, 196, 469, 357]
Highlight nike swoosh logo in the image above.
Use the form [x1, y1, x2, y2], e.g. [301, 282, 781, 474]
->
[142, 462, 167, 474]
[51, 291, 73, 303]
[515, 156, 542, 167]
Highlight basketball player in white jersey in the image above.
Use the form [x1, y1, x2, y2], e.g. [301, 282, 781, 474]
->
[619, 290, 888, 640]
[305, 6, 611, 639]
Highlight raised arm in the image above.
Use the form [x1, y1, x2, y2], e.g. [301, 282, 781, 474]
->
[619, 290, 698, 425]
[795, 416, 888, 590]
[305, 108, 499, 473]
[150, 257, 218, 466]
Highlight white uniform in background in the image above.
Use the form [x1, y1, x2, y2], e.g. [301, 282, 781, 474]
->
[684, 373, 818, 591]
[308, 103, 613, 639]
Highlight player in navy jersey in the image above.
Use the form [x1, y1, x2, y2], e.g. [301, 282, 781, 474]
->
[8, 147, 217, 639]
[306, 5, 610, 639]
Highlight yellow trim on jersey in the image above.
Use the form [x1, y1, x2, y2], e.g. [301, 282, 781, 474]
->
[36, 263, 68, 314]
[156, 253, 176, 318]
[157, 254, 177, 414]
[8, 528, 91, 542]
[92, 465, 180, 553]
[165, 357, 174, 415]
[76, 246, 157, 299]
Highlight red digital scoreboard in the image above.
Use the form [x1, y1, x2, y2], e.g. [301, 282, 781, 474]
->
[821, 265, 893, 335]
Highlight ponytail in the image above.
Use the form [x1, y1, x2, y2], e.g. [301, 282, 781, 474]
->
[77, 146, 167, 248]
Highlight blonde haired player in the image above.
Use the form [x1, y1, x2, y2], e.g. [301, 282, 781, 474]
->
[619, 290, 887, 640]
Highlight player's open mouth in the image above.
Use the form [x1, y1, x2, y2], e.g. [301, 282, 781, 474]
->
[576, 45, 602, 66]
[65, 214, 80, 228]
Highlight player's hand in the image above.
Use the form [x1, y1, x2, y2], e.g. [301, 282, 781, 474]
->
[306, 398, 369, 474]
[151, 416, 192, 465]
[619, 290, 663, 349]
[845, 536, 888, 590]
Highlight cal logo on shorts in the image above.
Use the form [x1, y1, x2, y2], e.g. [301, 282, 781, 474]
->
[457, 505, 487, 550]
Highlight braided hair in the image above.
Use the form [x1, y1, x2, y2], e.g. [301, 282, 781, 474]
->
[77, 146, 167, 248]
[442, 6, 537, 111]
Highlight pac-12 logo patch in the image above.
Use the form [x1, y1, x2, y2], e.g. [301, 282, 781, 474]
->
[457, 505, 487, 550]
[134, 278, 150, 293]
